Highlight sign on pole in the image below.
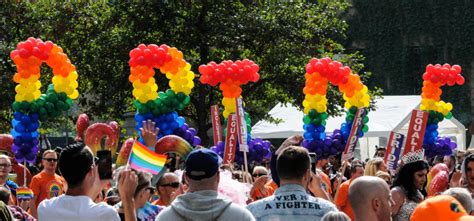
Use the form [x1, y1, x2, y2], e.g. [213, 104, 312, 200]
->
[342, 108, 368, 161]
[235, 98, 249, 152]
[223, 114, 238, 164]
[383, 132, 405, 172]
[210, 105, 222, 146]
[402, 109, 428, 158]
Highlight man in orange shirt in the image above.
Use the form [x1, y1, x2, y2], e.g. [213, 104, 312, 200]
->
[30, 150, 66, 217]
[335, 163, 364, 220]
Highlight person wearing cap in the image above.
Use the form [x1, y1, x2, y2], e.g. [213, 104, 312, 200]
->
[411, 195, 474, 221]
[246, 146, 337, 221]
[155, 148, 255, 221]
[349, 176, 393, 221]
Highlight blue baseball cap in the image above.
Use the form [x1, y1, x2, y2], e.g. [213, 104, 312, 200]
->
[185, 148, 223, 180]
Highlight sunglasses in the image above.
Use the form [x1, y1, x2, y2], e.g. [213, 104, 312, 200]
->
[252, 173, 267, 177]
[160, 182, 180, 188]
[43, 158, 58, 162]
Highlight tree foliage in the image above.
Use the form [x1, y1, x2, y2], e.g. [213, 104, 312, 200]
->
[1, 1, 380, 145]
[345, 0, 472, 125]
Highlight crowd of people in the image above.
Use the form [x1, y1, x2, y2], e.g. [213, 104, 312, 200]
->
[0, 131, 474, 221]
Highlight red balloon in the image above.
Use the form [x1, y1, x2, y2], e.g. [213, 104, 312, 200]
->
[456, 76, 465, 85]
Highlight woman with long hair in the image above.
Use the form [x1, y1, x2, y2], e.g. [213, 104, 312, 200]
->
[390, 160, 429, 221]
[364, 158, 387, 176]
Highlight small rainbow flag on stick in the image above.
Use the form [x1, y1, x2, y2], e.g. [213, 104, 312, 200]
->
[17, 187, 34, 200]
[128, 141, 167, 175]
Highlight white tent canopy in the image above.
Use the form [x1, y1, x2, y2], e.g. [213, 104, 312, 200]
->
[252, 95, 466, 159]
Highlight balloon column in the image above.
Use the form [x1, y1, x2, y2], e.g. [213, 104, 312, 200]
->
[420, 64, 464, 157]
[199, 60, 272, 165]
[129, 44, 201, 146]
[10, 38, 79, 163]
[301, 57, 370, 158]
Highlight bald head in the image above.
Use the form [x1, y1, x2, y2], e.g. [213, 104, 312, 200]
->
[349, 176, 392, 221]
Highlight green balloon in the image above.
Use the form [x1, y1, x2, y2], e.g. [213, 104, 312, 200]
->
[321, 112, 328, 120]
[65, 98, 73, 106]
[312, 118, 322, 125]
[152, 108, 160, 116]
[176, 92, 186, 101]
[184, 96, 190, 105]
[20, 102, 30, 112]
[12, 102, 21, 112]
[445, 112, 453, 119]
[303, 116, 311, 124]
[363, 116, 369, 123]
[349, 106, 358, 114]
[362, 125, 369, 133]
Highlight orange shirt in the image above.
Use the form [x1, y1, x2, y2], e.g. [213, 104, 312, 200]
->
[250, 180, 276, 201]
[30, 171, 65, 207]
[335, 179, 354, 221]
[152, 198, 166, 206]
[319, 171, 332, 195]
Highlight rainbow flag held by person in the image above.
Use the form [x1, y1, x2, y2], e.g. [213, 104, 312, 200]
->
[128, 141, 167, 175]
[17, 187, 34, 200]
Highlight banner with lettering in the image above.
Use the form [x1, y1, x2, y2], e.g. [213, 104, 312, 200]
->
[402, 109, 428, 158]
[210, 105, 222, 146]
[235, 98, 249, 152]
[223, 114, 238, 164]
[342, 108, 368, 161]
[383, 132, 404, 172]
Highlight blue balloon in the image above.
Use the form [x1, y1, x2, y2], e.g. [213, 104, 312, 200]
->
[177, 117, 185, 127]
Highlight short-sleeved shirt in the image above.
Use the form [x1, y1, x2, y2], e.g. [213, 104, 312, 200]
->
[319, 171, 332, 195]
[335, 179, 354, 220]
[246, 184, 337, 221]
[38, 195, 120, 221]
[30, 171, 65, 207]
[250, 180, 277, 201]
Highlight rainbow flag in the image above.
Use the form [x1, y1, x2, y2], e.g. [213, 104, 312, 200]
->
[17, 187, 34, 200]
[128, 141, 167, 175]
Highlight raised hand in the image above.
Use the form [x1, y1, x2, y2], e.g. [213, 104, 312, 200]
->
[140, 120, 160, 147]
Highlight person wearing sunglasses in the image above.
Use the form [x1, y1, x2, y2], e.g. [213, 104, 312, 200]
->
[115, 169, 161, 221]
[153, 173, 180, 207]
[30, 149, 66, 216]
[249, 166, 275, 202]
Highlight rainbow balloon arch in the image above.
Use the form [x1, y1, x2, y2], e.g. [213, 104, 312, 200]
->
[10, 38, 79, 163]
[199, 60, 272, 165]
[420, 64, 464, 158]
[128, 44, 201, 147]
[301, 57, 370, 159]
